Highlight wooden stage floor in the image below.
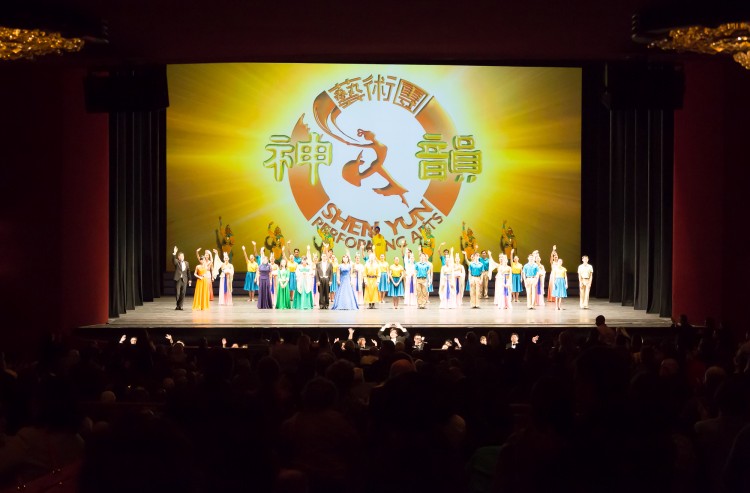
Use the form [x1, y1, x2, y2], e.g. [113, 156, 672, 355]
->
[84, 296, 672, 331]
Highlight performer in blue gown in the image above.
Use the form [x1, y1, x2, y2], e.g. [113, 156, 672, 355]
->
[256, 248, 273, 309]
[332, 252, 359, 310]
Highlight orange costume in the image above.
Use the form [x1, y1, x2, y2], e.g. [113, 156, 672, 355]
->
[192, 265, 211, 310]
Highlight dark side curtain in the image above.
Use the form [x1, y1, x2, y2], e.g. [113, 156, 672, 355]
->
[109, 110, 166, 318]
[581, 65, 673, 317]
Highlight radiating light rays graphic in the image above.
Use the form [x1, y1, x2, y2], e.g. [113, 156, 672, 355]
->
[167, 63, 581, 269]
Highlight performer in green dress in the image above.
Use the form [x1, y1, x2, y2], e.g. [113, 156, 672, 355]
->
[293, 246, 314, 309]
[275, 259, 291, 309]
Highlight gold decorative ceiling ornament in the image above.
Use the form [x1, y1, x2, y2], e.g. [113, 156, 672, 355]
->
[0, 26, 84, 61]
[649, 22, 750, 69]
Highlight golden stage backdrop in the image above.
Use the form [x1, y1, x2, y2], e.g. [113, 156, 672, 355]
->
[167, 63, 581, 270]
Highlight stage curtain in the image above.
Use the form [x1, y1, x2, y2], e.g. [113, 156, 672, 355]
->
[109, 110, 166, 317]
[581, 65, 673, 317]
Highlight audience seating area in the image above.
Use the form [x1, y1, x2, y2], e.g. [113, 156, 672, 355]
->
[1, 317, 749, 493]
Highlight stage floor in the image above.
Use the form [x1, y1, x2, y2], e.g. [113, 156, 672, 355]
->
[84, 296, 672, 330]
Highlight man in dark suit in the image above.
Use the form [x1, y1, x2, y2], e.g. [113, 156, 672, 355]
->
[378, 323, 410, 345]
[505, 332, 520, 350]
[173, 246, 193, 310]
[316, 251, 333, 309]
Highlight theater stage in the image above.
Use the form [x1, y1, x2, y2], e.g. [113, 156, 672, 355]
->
[75, 296, 672, 344]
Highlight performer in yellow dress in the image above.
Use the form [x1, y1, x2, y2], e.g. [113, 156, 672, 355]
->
[196, 248, 215, 301]
[192, 256, 211, 310]
[388, 258, 405, 309]
[372, 225, 387, 259]
[363, 255, 380, 309]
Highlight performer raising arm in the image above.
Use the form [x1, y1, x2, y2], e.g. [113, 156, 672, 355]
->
[293, 246, 314, 310]
[241, 243, 258, 302]
[495, 254, 513, 310]
[548, 245, 558, 302]
[215, 250, 234, 306]
[256, 247, 273, 309]
[196, 248, 215, 301]
[172, 246, 193, 311]
[192, 251, 211, 311]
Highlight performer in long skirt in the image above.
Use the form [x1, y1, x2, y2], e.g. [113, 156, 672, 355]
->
[439, 251, 456, 309]
[378, 255, 389, 303]
[511, 251, 523, 302]
[453, 252, 465, 305]
[216, 251, 234, 306]
[548, 245, 558, 302]
[256, 248, 274, 309]
[401, 241, 417, 306]
[270, 257, 279, 308]
[495, 255, 513, 310]
[353, 252, 365, 305]
[388, 257, 405, 309]
[293, 247, 314, 309]
[332, 252, 359, 310]
[552, 259, 568, 310]
[197, 248, 216, 301]
[364, 255, 380, 309]
[191, 256, 212, 310]
[275, 259, 291, 309]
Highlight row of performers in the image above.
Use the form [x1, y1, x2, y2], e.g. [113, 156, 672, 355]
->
[181, 241, 588, 311]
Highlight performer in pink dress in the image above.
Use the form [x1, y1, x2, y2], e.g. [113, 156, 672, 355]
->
[216, 251, 234, 306]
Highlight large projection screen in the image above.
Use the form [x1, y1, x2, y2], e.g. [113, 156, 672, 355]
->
[166, 63, 581, 269]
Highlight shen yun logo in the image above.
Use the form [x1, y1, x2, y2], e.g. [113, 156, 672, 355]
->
[264, 74, 483, 253]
